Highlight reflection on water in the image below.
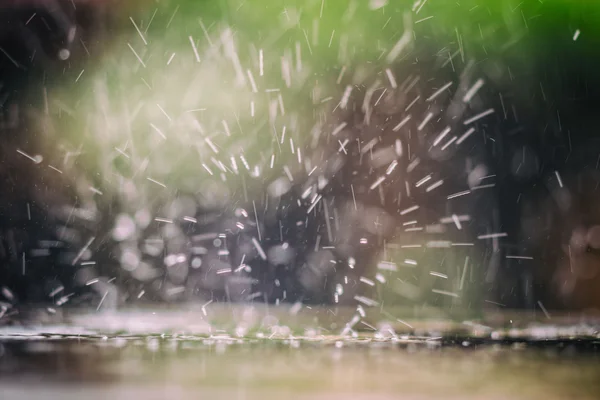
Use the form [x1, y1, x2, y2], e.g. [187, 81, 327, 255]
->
[1, 334, 600, 399]
[1, 308, 599, 399]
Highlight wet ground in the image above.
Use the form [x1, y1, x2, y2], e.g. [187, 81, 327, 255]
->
[1, 307, 599, 399]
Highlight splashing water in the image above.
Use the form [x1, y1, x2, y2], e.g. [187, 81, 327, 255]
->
[1, 0, 594, 332]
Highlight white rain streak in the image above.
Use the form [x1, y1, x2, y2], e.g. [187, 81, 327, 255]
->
[538, 301, 551, 319]
[281, 57, 292, 88]
[336, 66, 346, 84]
[405, 95, 420, 111]
[432, 289, 459, 298]
[456, 127, 476, 145]
[127, 43, 146, 67]
[130, 17, 147, 45]
[377, 261, 398, 271]
[149, 123, 166, 139]
[306, 194, 323, 214]
[447, 190, 471, 199]
[464, 108, 495, 125]
[252, 200, 262, 241]
[451, 214, 462, 230]
[396, 319, 414, 329]
[386, 160, 398, 175]
[205, 137, 219, 154]
[426, 241, 452, 248]
[432, 126, 451, 146]
[426, 81, 453, 102]
[75, 69, 85, 82]
[97, 291, 109, 311]
[415, 0, 429, 13]
[430, 271, 448, 279]
[400, 205, 419, 215]
[417, 112, 434, 131]
[462, 79, 485, 103]
[295, 41, 302, 72]
[340, 85, 353, 109]
[506, 255, 534, 260]
[156, 104, 172, 121]
[359, 276, 375, 286]
[246, 69, 258, 93]
[555, 170, 564, 188]
[477, 232, 508, 239]
[16, 149, 42, 164]
[386, 12, 413, 63]
[72, 236, 95, 266]
[407, 158, 420, 172]
[385, 68, 397, 88]
[370, 176, 386, 190]
[252, 237, 267, 260]
[147, 177, 166, 188]
[167, 53, 176, 65]
[332, 122, 347, 136]
[188, 36, 201, 62]
[415, 15, 434, 24]
[425, 180, 444, 192]
[202, 163, 213, 175]
[393, 115, 411, 131]
[240, 154, 250, 170]
[338, 139, 349, 154]
[354, 295, 380, 307]
[361, 138, 378, 155]
[415, 175, 431, 187]
[441, 136, 458, 150]
[459, 257, 469, 291]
